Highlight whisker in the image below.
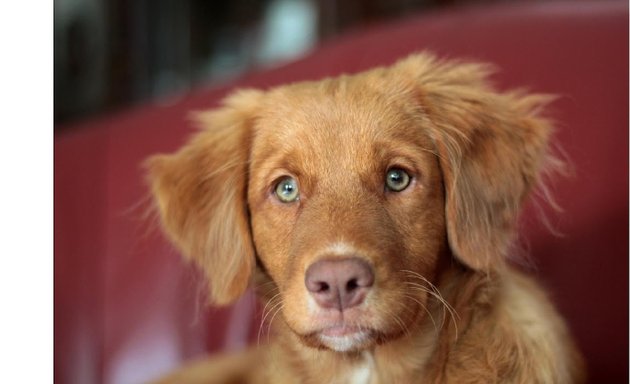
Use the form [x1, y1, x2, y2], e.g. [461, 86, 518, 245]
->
[406, 285, 448, 331]
[266, 303, 284, 345]
[405, 282, 459, 321]
[394, 315, 410, 338]
[401, 270, 460, 340]
[406, 285, 459, 340]
[401, 271, 460, 319]
[382, 307, 411, 338]
[401, 293, 438, 332]
[257, 293, 283, 348]
[253, 280, 280, 297]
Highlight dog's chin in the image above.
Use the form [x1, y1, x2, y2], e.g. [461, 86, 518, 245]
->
[298, 325, 400, 353]
[299, 327, 374, 353]
[318, 326, 374, 352]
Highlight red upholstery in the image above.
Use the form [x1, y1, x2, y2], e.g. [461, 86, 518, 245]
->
[55, 1, 629, 383]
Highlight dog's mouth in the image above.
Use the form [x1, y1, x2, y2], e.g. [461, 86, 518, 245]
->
[295, 319, 405, 353]
[316, 324, 374, 352]
[318, 326, 374, 352]
[320, 324, 364, 337]
[284, 288, 426, 353]
[299, 323, 376, 352]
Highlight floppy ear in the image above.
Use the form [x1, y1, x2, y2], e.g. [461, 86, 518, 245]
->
[395, 53, 559, 271]
[146, 89, 263, 305]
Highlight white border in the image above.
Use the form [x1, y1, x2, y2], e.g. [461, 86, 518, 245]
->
[0, 1, 53, 382]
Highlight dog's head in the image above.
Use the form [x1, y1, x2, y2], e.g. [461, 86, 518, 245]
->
[147, 53, 556, 353]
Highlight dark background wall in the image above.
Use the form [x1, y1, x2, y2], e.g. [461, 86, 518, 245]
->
[54, 0, 535, 128]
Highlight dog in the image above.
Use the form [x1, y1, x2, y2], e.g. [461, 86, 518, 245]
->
[147, 53, 585, 383]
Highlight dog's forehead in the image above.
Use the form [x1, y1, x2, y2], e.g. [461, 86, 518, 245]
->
[260, 76, 412, 131]
[250, 77, 430, 168]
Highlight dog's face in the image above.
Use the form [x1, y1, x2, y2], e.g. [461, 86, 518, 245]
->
[247, 79, 447, 351]
[147, 53, 554, 353]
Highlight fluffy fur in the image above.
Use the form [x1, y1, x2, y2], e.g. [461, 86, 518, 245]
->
[147, 53, 585, 383]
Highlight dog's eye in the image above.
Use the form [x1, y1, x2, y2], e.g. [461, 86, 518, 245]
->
[385, 168, 411, 192]
[274, 176, 299, 203]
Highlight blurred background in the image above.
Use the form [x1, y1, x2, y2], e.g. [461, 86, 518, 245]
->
[55, 0, 516, 127]
[54, 1, 628, 383]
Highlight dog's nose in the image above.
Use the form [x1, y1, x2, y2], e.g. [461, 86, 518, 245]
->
[305, 258, 374, 311]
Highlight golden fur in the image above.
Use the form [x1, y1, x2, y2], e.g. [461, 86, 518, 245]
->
[147, 53, 585, 383]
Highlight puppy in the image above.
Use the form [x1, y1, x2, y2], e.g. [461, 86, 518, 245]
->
[147, 53, 585, 383]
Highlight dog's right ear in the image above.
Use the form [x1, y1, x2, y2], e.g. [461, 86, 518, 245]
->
[146, 89, 263, 306]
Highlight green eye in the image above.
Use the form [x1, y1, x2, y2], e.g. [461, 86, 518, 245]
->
[275, 176, 299, 203]
[385, 168, 411, 192]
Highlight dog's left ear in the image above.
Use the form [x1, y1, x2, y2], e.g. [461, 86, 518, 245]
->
[146, 89, 263, 305]
[394, 53, 558, 271]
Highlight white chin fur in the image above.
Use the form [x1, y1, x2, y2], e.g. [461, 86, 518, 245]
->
[319, 331, 370, 352]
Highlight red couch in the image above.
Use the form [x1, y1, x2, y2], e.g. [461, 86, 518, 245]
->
[55, 1, 629, 383]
